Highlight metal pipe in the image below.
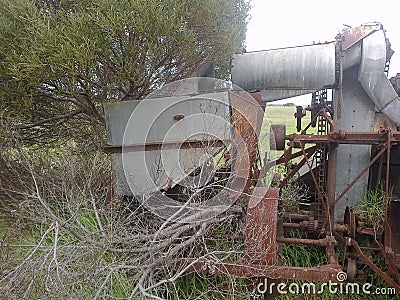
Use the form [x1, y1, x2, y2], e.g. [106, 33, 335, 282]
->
[358, 30, 400, 126]
[283, 214, 309, 222]
[231, 42, 337, 94]
[276, 237, 328, 246]
[282, 223, 302, 229]
[233, 23, 400, 127]
[103, 139, 227, 153]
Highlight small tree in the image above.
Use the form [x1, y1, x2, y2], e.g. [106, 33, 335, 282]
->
[0, 0, 250, 145]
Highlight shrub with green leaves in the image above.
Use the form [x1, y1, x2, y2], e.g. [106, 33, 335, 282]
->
[0, 0, 250, 145]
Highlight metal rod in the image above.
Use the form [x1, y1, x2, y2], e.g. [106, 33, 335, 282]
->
[282, 223, 302, 229]
[351, 239, 400, 292]
[321, 108, 337, 132]
[276, 237, 327, 246]
[103, 139, 228, 153]
[264, 146, 317, 170]
[375, 153, 384, 189]
[332, 146, 387, 207]
[327, 146, 337, 231]
[385, 131, 392, 249]
[283, 214, 309, 222]
[279, 155, 309, 188]
[181, 259, 341, 282]
[302, 109, 322, 133]
[286, 130, 400, 145]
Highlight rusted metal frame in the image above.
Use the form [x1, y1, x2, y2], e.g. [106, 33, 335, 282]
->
[299, 141, 335, 255]
[265, 145, 317, 170]
[279, 147, 317, 188]
[340, 23, 380, 50]
[299, 142, 329, 217]
[375, 154, 384, 189]
[326, 146, 337, 227]
[321, 108, 337, 132]
[301, 105, 333, 134]
[286, 145, 318, 164]
[244, 188, 279, 265]
[103, 139, 228, 153]
[385, 130, 392, 249]
[180, 259, 341, 282]
[287, 130, 400, 145]
[315, 106, 335, 235]
[230, 90, 264, 184]
[382, 131, 400, 282]
[351, 239, 400, 292]
[301, 109, 323, 133]
[331, 146, 388, 207]
[299, 140, 335, 258]
[360, 246, 382, 251]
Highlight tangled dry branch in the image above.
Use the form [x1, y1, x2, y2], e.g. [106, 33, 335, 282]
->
[0, 143, 253, 299]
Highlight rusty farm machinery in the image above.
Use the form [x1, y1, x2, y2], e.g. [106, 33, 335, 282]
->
[104, 22, 400, 292]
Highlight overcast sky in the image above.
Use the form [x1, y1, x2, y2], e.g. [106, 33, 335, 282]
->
[246, 0, 400, 104]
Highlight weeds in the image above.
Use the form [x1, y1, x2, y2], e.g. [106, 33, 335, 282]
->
[355, 186, 391, 231]
[280, 179, 309, 215]
[0, 144, 251, 299]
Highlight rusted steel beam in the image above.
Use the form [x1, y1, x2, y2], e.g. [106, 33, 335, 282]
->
[325, 235, 338, 265]
[286, 130, 400, 145]
[265, 146, 317, 170]
[180, 259, 341, 282]
[244, 188, 279, 266]
[340, 23, 381, 50]
[385, 131, 392, 248]
[351, 239, 400, 292]
[375, 154, 384, 189]
[301, 108, 322, 133]
[103, 139, 228, 153]
[230, 91, 264, 191]
[326, 147, 337, 218]
[321, 108, 337, 132]
[279, 146, 317, 188]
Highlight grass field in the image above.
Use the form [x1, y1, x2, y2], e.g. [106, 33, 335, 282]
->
[259, 105, 315, 162]
[264, 104, 314, 135]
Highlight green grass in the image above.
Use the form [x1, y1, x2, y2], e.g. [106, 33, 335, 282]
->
[259, 105, 316, 162]
[355, 186, 390, 230]
[264, 105, 314, 135]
